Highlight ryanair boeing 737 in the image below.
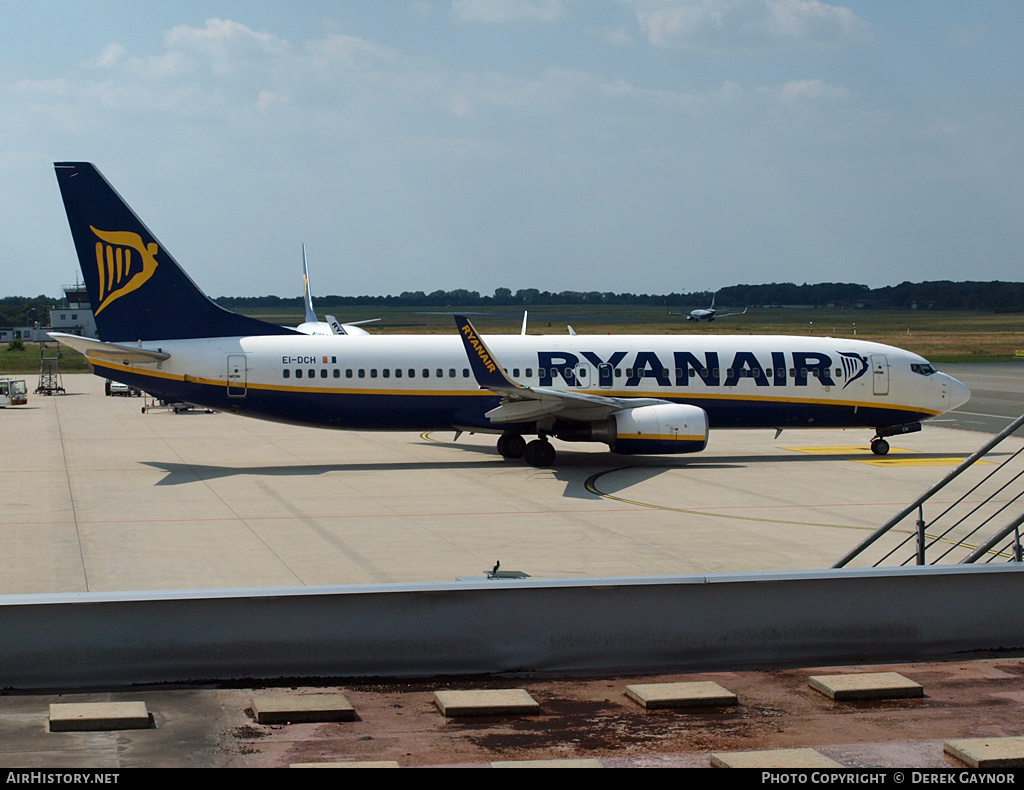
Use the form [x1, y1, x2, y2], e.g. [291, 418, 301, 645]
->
[49, 163, 970, 467]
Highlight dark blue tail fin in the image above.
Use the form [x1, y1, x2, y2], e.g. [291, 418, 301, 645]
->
[54, 162, 296, 341]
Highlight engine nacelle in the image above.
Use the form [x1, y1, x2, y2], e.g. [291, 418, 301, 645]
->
[611, 403, 709, 455]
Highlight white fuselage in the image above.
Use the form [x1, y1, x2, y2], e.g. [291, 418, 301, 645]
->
[90, 332, 968, 435]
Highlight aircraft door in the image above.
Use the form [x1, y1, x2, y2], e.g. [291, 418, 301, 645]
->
[871, 354, 889, 396]
[574, 363, 594, 389]
[597, 363, 614, 388]
[227, 354, 247, 397]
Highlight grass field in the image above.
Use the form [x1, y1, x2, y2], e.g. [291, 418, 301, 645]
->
[0, 343, 91, 376]
[235, 304, 1024, 363]
[2, 307, 1021, 374]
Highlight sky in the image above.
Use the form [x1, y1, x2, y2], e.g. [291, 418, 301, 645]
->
[1, 1, 1022, 299]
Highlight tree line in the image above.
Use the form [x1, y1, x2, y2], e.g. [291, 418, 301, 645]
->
[3, 281, 1023, 326]
[213, 280, 1024, 312]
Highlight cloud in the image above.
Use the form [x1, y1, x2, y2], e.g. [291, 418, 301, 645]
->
[629, 0, 872, 49]
[780, 78, 851, 103]
[452, 0, 567, 23]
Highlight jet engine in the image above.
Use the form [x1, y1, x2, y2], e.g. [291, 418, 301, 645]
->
[610, 403, 709, 455]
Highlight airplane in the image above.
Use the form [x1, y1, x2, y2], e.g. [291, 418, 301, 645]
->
[295, 244, 379, 336]
[676, 295, 747, 322]
[49, 162, 970, 467]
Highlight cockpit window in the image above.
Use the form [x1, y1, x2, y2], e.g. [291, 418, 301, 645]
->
[911, 363, 936, 377]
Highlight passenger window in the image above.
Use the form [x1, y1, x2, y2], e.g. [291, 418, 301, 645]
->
[296, 369, 303, 379]
[449, 369, 456, 378]
[370, 369, 378, 378]
[358, 369, 365, 378]
[308, 369, 315, 379]
[408, 369, 415, 378]
[283, 369, 290, 379]
[382, 369, 390, 378]
[463, 369, 469, 378]
[320, 369, 327, 378]
[333, 369, 340, 378]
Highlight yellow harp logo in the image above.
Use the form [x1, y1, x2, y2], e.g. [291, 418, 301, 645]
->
[90, 226, 160, 315]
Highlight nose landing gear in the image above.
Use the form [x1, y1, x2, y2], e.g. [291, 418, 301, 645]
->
[871, 421, 922, 455]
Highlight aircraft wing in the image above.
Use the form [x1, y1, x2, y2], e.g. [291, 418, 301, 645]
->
[48, 333, 170, 364]
[454, 316, 666, 424]
[715, 307, 748, 319]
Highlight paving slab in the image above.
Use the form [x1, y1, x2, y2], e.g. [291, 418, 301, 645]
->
[945, 737, 1024, 768]
[48, 701, 150, 732]
[809, 672, 923, 701]
[432, 688, 539, 717]
[491, 758, 604, 768]
[251, 693, 355, 724]
[625, 680, 738, 710]
[291, 761, 400, 768]
[710, 748, 843, 768]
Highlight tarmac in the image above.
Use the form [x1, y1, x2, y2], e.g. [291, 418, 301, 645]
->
[1, 364, 1022, 768]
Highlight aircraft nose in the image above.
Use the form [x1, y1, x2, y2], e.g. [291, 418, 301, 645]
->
[946, 375, 971, 410]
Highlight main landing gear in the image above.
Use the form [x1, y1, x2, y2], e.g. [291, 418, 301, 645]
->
[497, 433, 556, 468]
[497, 433, 525, 459]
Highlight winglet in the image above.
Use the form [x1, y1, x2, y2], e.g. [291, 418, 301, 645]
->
[454, 315, 522, 392]
[302, 244, 318, 325]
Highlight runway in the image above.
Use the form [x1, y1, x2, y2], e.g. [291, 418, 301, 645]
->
[1, 367, 1018, 595]
[939, 361, 1024, 434]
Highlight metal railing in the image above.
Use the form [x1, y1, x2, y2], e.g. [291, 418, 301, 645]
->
[834, 414, 1024, 568]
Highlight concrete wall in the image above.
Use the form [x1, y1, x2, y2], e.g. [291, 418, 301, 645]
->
[0, 564, 1021, 690]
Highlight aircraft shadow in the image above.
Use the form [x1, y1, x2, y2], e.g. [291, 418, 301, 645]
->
[142, 458, 518, 486]
[142, 448, 977, 498]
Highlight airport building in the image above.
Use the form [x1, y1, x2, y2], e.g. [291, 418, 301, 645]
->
[0, 282, 96, 342]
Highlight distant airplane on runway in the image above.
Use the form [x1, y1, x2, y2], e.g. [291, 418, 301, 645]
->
[49, 162, 970, 467]
[673, 294, 747, 322]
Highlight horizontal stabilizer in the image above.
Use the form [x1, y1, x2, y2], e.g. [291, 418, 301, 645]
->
[48, 332, 170, 364]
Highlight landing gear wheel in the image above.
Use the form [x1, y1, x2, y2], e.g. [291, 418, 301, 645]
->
[524, 439, 556, 468]
[871, 438, 890, 456]
[497, 433, 526, 459]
